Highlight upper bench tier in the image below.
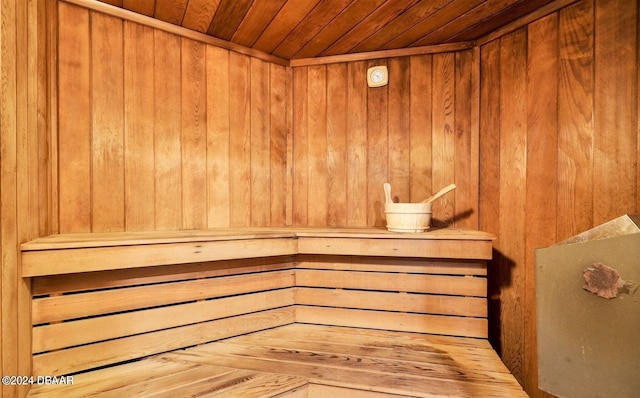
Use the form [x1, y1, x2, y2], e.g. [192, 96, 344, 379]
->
[21, 227, 496, 277]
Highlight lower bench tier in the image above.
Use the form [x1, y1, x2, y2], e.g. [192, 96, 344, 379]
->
[27, 324, 528, 398]
[30, 254, 490, 376]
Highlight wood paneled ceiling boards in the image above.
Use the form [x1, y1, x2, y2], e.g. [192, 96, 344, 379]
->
[90, 0, 575, 62]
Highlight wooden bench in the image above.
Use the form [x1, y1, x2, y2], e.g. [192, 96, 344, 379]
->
[22, 227, 528, 397]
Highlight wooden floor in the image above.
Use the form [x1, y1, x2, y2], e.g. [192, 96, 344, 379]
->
[28, 324, 528, 397]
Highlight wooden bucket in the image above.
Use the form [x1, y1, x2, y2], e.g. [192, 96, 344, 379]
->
[384, 202, 432, 232]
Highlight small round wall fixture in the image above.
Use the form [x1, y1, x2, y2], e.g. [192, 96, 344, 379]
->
[367, 65, 388, 87]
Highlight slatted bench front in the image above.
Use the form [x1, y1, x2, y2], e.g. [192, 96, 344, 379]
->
[21, 228, 527, 397]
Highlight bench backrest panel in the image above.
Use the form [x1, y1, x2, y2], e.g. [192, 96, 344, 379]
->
[295, 255, 488, 338]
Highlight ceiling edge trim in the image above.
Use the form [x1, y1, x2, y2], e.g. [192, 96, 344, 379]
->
[289, 41, 476, 67]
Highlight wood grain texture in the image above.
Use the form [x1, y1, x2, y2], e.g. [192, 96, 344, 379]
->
[58, 2, 91, 232]
[478, 2, 638, 396]
[346, 61, 368, 226]
[363, 0, 462, 51]
[181, 38, 208, 229]
[56, 3, 290, 232]
[291, 50, 476, 229]
[557, 0, 594, 241]
[229, 52, 252, 227]
[180, 324, 526, 397]
[497, 27, 527, 385]
[1, 1, 20, 393]
[307, 65, 329, 226]
[90, 0, 576, 61]
[24, 230, 492, 375]
[28, 324, 526, 398]
[292, 67, 309, 226]
[153, 29, 182, 230]
[182, 0, 220, 33]
[388, 57, 411, 202]
[431, 52, 456, 225]
[206, 45, 231, 227]
[91, 12, 125, 232]
[409, 55, 433, 202]
[1, 1, 54, 395]
[326, 63, 348, 226]
[152, 0, 187, 25]
[250, 57, 271, 227]
[124, 21, 155, 230]
[524, 13, 558, 397]
[593, 0, 637, 225]
[269, 64, 289, 226]
[366, 61, 389, 227]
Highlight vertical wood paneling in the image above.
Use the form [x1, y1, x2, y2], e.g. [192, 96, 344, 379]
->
[270, 64, 288, 225]
[292, 67, 308, 226]
[58, 3, 91, 233]
[524, 14, 558, 396]
[431, 53, 456, 224]
[593, 0, 637, 225]
[497, 28, 527, 384]
[206, 45, 231, 227]
[291, 51, 476, 229]
[346, 61, 368, 226]
[479, 2, 638, 397]
[409, 55, 432, 203]
[181, 38, 207, 229]
[326, 63, 348, 226]
[153, 29, 182, 230]
[479, 38, 502, 373]
[57, 4, 290, 231]
[1, 0, 20, 389]
[366, 61, 388, 227]
[307, 65, 328, 226]
[229, 52, 252, 227]
[124, 21, 155, 230]
[91, 12, 125, 232]
[388, 57, 411, 202]
[1, 0, 52, 395]
[454, 50, 477, 229]
[479, 40, 501, 237]
[557, 0, 594, 241]
[250, 58, 271, 226]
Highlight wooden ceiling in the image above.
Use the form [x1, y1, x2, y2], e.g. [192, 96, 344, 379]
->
[98, 0, 564, 60]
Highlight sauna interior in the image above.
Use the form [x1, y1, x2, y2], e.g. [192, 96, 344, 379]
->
[1, 0, 638, 397]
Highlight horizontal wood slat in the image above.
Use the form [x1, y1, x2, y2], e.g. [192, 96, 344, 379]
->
[22, 237, 298, 276]
[297, 255, 487, 275]
[296, 306, 488, 338]
[295, 269, 486, 297]
[33, 289, 294, 353]
[297, 236, 492, 260]
[32, 256, 295, 296]
[33, 270, 294, 324]
[295, 287, 487, 318]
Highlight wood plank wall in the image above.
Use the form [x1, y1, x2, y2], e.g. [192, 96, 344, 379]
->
[291, 52, 479, 229]
[479, 0, 639, 396]
[0, 0, 54, 396]
[3, 1, 639, 398]
[56, 2, 290, 233]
